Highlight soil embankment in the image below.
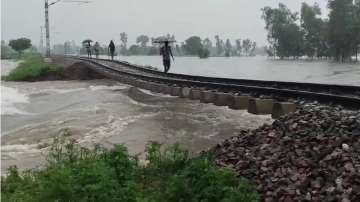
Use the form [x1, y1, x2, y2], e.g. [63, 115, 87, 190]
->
[49, 56, 105, 81]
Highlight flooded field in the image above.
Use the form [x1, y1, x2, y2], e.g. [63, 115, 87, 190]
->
[104, 55, 360, 86]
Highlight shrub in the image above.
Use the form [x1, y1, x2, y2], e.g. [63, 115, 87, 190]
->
[198, 48, 210, 59]
[1, 131, 259, 202]
[5, 54, 64, 81]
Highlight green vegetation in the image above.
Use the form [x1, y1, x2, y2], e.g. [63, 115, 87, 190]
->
[5, 54, 64, 81]
[262, 0, 360, 61]
[1, 130, 258, 202]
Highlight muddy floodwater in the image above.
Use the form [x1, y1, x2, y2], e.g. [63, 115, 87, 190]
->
[1, 61, 272, 173]
[3, 56, 358, 174]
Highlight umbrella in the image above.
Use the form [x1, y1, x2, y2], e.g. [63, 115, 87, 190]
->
[152, 37, 176, 44]
[82, 39, 93, 45]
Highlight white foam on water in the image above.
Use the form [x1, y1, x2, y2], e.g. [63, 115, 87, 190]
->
[1, 86, 31, 115]
[138, 88, 175, 98]
[79, 113, 158, 144]
[89, 85, 128, 91]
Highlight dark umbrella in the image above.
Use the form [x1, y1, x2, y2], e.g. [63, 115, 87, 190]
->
[152, 37, 176, 44]
[82, 39, 93, 46]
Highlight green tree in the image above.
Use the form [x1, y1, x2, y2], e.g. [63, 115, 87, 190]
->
[235, 39, 242, 56]
[214, 35, 224, 56]
[328, 0, 355, 61]
[225, 39, 232, 57]
[202, 38, 212, 50]
[136, 35, 150, 47]
[262, 4, 304, 58]
[242, 39, 252, 56]
[8, 38, 31, 56]
[301, 3, 325, 58]
[250, 42, 257, 56]
[353, 0, 360, 61]
[119, 32, 128, 55]
[184, 36, 203, 55]
[129, 45, 140, 55]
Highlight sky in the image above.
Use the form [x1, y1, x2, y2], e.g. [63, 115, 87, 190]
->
[1, 0, 329, 47]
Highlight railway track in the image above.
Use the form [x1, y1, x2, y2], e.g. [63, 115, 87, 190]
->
[72, 56, 360, 109]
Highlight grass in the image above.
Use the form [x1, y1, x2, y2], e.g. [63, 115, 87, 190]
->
[1, 130, 259, 202]
[4, 54, 64, 81]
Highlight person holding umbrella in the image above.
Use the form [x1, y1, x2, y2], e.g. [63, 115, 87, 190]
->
[160, 41, 174, 73]
[153, 37, 175, 73]
[82, 39, 93, 58]
[108, 40, 115, 60]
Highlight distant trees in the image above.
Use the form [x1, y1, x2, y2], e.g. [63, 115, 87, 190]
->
[262, 4, 304, 59]
[262, 1, 360, 61]
[120, 32, 128, 55]
[9, 38, 32, 56]
[183, 36, 203, 56]
[301, 3, 323, 58]
[136, 35, 150, 47]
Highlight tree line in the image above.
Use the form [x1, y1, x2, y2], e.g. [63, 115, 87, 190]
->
[76, 33, 259, 59]
[262, 0, 360, 62]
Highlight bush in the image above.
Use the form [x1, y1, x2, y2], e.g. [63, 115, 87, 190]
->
[198, 48, 210, 59]
[5, 54, 64, 81]
[1, 131, 259, 202]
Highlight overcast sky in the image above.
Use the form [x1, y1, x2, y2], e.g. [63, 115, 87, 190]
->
[2, 0, 328, 47]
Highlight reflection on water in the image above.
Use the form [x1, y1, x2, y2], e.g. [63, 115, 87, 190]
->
[101, 55, 360, 86]
[1, 79, 272, 173]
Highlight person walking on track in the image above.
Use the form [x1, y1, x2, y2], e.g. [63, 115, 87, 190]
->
[160, 41, 174, 73]
[108, 40, 116, 60]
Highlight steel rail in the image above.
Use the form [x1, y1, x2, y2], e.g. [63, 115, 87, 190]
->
[75, 57, 360, 109]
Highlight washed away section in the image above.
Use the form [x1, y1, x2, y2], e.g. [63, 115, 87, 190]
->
[213, 105, 360, 202]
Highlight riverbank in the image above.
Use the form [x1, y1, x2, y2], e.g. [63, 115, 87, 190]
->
[2, 133, 259, 202]
[2, 55, 104, 82]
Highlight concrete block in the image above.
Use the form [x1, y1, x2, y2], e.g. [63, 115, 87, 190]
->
[143, 82, 153, 90]
[162, 85, 172, 95]
[214, 92, 233, 106]
[200, 91, 216, 103]
[248, 98, 274, 115]
[180, 87, 191, 98]
[150, 83, 159, 92]
[272, 102, 297, 119]
[138, 81, 147, 89]
[229, 95, 252, 110]
[189, 89, 201, 100]
[171, 87, 182, 96]
[154, 84, 165, 93]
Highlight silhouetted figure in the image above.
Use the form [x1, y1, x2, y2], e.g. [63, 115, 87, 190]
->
[85, 41, 92, 58]
[94, 42, 100, 59]
[160, 41, 174, 73]
[108, 40, 115, 60]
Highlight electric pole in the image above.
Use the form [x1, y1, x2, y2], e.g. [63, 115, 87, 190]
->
[40, 26, 44, 55]
[45, 0, 51, 57]
[44, 0, 90, 57]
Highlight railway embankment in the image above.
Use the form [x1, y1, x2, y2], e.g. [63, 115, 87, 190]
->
[213, 103, 360, 201]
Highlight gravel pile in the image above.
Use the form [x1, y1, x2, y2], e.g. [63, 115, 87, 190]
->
[214, 105, 360, 202]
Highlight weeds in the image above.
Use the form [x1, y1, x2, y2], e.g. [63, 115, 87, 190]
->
[1, 131, 259, 202]
[4, 54, 64, 81]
